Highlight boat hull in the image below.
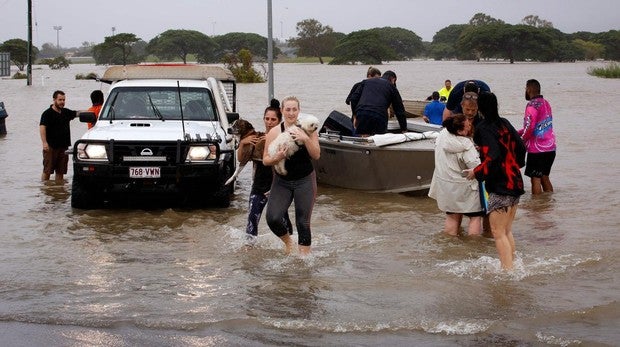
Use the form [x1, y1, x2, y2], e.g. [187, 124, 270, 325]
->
[402, 99, 429, 118]
[314, 137, 435, 193]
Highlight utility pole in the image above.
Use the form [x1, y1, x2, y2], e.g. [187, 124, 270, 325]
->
[27, 0, 32, 86]
[267, 0, 274, 102]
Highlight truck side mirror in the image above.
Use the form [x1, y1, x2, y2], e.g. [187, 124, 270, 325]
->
[226, 112, 239, 124]
[78, 111, 97, 124]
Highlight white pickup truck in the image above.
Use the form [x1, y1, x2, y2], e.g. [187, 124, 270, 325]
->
[72, 64, 239, 209]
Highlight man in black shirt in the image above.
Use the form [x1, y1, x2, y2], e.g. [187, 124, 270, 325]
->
[39, 90, 77, 182]
[345, 66, 381, 128]
[349, 70, 407, 136]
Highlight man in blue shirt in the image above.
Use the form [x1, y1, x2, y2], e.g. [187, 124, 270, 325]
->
[423, 91, 445, 125]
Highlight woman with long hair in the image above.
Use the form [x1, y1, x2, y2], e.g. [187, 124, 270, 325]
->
[240, 99, 292, 245]
[262, 96, 320, 256]
[469, 92, 526, 270]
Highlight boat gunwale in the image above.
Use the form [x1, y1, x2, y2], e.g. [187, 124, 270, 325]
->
[318, 132, 436, 151]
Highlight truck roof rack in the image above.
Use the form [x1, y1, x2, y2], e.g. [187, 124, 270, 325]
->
[100, 64, 236, 84]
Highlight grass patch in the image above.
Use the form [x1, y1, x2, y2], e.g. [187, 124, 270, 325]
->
[588, 62, 620, 78]
[75, 72, 99, 80]
[12, 72, 27, 79]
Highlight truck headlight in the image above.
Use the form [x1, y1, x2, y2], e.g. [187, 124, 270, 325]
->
[186, 145, 217, 162]
[77, 143, 108, 161]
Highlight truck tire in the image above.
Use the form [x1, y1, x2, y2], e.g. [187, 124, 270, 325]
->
[212, 160, 234, 208]
[71, 176, 103, 209]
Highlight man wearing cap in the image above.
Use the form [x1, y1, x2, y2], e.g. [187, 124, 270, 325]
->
[442, 80, 490, 121]
[348, 70, 407, 136]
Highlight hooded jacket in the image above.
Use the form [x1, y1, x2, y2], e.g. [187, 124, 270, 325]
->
[473, 118, 526, 197]
[428, 128, 482, 213]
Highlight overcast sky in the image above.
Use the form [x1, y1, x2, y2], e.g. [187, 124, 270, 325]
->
[1, 0, 618, 48]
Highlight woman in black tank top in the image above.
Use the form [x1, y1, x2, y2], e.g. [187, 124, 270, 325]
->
[262, 96, 321, 256]
[239, 99, 293, 245]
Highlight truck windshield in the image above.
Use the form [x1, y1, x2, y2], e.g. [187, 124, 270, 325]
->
[100, 87, 217, 121]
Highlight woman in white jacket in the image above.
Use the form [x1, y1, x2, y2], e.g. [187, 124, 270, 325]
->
[428, 113, 483, 236]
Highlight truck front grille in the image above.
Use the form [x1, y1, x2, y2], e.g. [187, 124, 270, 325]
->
[123, 156, 168, 162]
[112, 142, 181, 165]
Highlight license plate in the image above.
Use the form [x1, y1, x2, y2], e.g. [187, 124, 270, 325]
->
[129, 167, 161, 178]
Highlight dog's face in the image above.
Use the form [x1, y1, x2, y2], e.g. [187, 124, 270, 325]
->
[230, 119, 255, 138]
[298, 115, 319, 134]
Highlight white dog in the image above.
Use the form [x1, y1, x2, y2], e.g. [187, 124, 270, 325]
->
[268, 114, 319, 176]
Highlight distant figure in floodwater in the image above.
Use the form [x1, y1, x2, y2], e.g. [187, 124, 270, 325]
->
[518, 79, 556, 194]
[438, 79, 452, 101]
[423, 91, 445, 125]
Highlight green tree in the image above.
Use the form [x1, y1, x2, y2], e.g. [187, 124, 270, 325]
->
[223, 49, 264, 83]
[521, 15, 553, 28]
[0, 38, 39, 71]
[42, 56, 70, 69]
[429, 24, 471, 60]
[212, 32, 279, 62]
[367, 27, 423, 60]
[572, 39, 605, 60]
[536, 27, 577, 62]
[458, 24, 550, 63]
[330, 30, 397, 65]
[550, 40, 582, 62]
[595, 30, 620, 61]
[288, 19, 337, 64]
[468, 13, 504, 26]
[73, 41, 95, 57]
[92, 33, 144, 65]
[38, 42, 58, 59]
[147, 29, 217, 64]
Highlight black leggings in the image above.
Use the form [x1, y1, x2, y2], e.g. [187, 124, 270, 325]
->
[246, 192, 292, 239]
[266, 172, 316, 246]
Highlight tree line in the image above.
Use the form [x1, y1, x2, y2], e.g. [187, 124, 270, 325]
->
[1, 12, 618, 71]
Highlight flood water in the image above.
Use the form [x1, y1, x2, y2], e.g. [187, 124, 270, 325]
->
[0, 61, 619, 346]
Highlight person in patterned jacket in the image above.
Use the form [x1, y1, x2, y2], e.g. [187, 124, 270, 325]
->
[467, 92, 526, 270]
[518, 79, 556, 194]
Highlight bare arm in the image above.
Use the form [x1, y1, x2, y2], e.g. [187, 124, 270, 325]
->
[442, 107, 453, 122]
[39, 125, 49, 151]
[288, 126, 320, 160]
[303, 130, 321, 160]
[236, 134, 257, 159]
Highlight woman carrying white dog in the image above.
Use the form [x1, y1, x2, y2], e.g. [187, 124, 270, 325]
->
[240, 99, 293, 246]
[262, 96, 320, 256]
